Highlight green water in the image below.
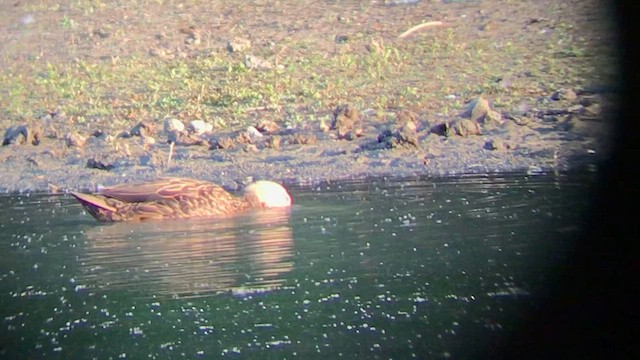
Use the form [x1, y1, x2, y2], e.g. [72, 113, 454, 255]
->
[0, 171, 596, 359]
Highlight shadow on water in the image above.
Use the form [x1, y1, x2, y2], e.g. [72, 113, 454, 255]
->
[0, 170, 599, 359]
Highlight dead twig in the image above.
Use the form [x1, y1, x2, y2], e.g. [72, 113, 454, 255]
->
[167, 141, 174, 170]
[398, 21, 444, 39]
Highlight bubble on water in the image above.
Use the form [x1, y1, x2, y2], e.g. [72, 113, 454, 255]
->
[160, 342, 175, 350]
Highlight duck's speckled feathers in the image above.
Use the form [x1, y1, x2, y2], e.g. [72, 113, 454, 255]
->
[72, 177, 251, 222]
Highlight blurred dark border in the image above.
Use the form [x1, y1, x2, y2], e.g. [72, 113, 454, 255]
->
[497, 1, 638, 358]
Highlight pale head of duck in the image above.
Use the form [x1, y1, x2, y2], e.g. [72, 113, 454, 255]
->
[243, 181, 292, 208]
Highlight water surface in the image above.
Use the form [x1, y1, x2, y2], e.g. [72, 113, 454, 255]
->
[0, 171, 596, 359]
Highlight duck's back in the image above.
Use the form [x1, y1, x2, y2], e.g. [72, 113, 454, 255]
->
[73, 178, 249, 222]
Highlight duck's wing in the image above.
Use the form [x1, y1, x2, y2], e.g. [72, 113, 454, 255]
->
[100, 177, 222, 202]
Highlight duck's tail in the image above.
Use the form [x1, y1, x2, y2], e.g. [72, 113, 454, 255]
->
[71, 192, 117, 222]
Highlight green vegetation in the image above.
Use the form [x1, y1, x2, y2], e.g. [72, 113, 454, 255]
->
[0, 0, 615, 134]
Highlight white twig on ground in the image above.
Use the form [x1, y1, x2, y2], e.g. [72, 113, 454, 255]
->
[167, 141, 174, 170]
[398, 21, 444, 39]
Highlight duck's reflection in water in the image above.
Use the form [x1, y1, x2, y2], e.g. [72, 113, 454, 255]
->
[77, 208, 293, 299]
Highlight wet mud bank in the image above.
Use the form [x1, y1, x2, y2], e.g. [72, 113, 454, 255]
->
[0, 96, 613, 193]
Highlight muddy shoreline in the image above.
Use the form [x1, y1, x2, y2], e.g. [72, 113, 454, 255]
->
[0, 99, 612, 193]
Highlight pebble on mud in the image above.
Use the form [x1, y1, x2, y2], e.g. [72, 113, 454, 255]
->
[181, 26, 201, 45]
[484, 110, 503, 125]
[139, 150, 165, 167]
[505, 112, 534, 126]
[394, 110, 420, 131]
[292, 134, 317, 145]
[235, 131, 253, 144]
[227, 37, 251, 53]
[449, 118, 481, 137]
[64, 132, 87, 148]
[86, 157, 115, 171]
[211, 137, 235, 150]
[243, 144, 259, 153]
[2, 124, 42, 146]
[168, 130, 209, 147]
[335, 34, 349, 44]
[130, 121, 156, 137]
[484, 138, 511, 151]
[331, 104, 363, 140]
[319, 119, 331, 132]
[266, 136, 282, 149]
[376, 127, 420, 149]
[255, 119, 280, 134]
[164, 118, 185, 133]
[246, 126, 263, 142]
[431, 118, 481, 137]
[464, 96, 492, 123]
[244, 55, 273, 70]
[188, 120, 213, 135]
[551, 88, 578, 101]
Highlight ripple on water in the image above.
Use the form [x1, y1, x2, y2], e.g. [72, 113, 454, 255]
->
[0, 171, 597, 358]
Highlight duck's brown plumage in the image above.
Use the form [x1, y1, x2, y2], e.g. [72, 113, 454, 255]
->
[72, 177, 262, 222]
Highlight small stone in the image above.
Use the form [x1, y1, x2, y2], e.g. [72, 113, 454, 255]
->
[117, 130, 131, 138]
[444, 118, 481, 137]
[181, 26, 201, 45]
[551, 88, 577, 101]
[141, 135, 156, 148]
[319, 119, 330, 132]
[48, 183, 61, 194]
[93, 28, 110, 39]
[227, 37, 251, 53]
[244, 55, 273, 70]
[246, 126, 264, 142]
[255, 119, 280, 134]
[292, 134, 317, 145]
[266, 136, 281, 149]
[395, 110, 419, 131]
[149, 47, 167, 58]
[429, 123, 448, 136]
[244, 144, 259, 153]
[2, 124, 42, 146]
[376, 126, 420, 149]
[505, 113, 533, 126]
[484, 110, 503, 125]
[567, 104, 585, 113]
[185, 33, 201, 45]
[331, 104, 363, 140]
[188, 120, 212, 135]
[168, 130, 209, 146]
[130, 121, 156, 137]
[164, 118, 185, 133]
[335, 34, 349, 44]
[91, 129, 106, 137]
[484, 138, 509, 151]
[64, 132, 87, 147]
[139, 150, 164, 167]
[235, 131, 252, 144]
[583, 103, 601, 118]
[467, 97, 492, 123]
[455, 119, 481, 137]
[86, 157, 115, 171]
[211, 137, 235, 150]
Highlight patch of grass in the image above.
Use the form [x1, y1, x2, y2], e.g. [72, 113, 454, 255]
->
[0, 0, 616, 135]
